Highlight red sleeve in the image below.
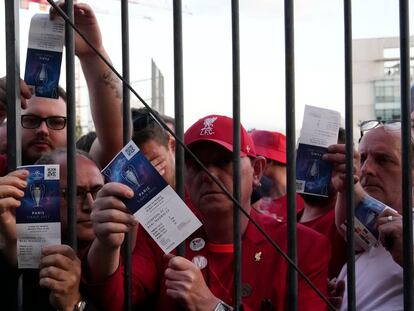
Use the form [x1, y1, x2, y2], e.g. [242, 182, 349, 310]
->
[0, 154, 6, 177]
[297, 225, 331, 311]
[82, 228, 165, 311]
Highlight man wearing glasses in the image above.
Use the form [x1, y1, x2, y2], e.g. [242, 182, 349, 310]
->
[325, 121, 411, 310]
[0, 1, 123, 170]
[0, 148, 103, 310]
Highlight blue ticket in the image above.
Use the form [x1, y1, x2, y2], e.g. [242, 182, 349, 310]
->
[24, 14, 64, 98]
[16, 164, 61, 268]
[102, 141, 202, 253]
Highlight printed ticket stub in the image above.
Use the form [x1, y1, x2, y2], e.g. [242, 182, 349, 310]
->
[342, 195, 389, 250]
[24, 14, 64, 98]
[102, 141, 202, 253]
[16, 165, 61, 269]
[296, 105, 341, 197]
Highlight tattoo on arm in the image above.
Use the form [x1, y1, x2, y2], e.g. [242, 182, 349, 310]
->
[101, 69, 122, 100]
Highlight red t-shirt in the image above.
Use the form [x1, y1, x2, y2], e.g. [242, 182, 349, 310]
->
[0, 154, 6, 177]
[84, 210, 330, 311]
[298, 208, 347, 279]
[259, 193, 305, 221]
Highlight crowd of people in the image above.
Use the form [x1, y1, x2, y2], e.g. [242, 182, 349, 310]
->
[0, 2, 412, 311]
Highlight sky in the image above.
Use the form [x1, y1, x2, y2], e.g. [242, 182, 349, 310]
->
[0, 0, 413, 133]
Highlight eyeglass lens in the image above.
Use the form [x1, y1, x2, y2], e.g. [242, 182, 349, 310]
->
[21, 115, 66, 130]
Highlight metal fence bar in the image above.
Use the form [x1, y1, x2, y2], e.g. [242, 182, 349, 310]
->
[40, 3, 336, 309]
[343, 1, 356, 310]
[173, 0, 186, 258]
[5, 0, 21, 172]
[121, 1, 132, 310]
[398, 0, 414, 310]
[64, 0, 77, 250]
[231, 0, 242, 309]
[284, 0, 298, 309]
[5, 3, 22, 310]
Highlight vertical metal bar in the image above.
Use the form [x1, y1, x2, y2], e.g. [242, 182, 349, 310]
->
[399, 1, 413, 310]
[343, 1, 356, 310]
[160, 75, 165, 113]
[121, 1, 132, 310]
[284, 0, 297, 309]
[65, 0, 77, 250]
[5, 3, 21, 309]
[5, 0, 21, 171]
[231, 0, 242, 309]
[173, 0, 186, 258]
[151, 59, 157, 110]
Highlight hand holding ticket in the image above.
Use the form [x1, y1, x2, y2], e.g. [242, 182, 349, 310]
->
[102, 141, 201, 253]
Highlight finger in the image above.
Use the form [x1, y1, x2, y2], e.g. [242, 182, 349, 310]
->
[93, 222, 134, 238]
[378, 222, 402, 252]
[92, 204, 137, 225]
[336, 280, 345, 296]
[376, 208, 401, 226]
[73, 3, 95, 18]
[167, 256, 195, 271]
[41, 244, 77, 260]
[39, 265, 72, 282]
[327, 144, 346, 154]
[322, 152, 346, 164]
[0, 185, 25, 200]
[93, 195, 131, 214]
[165, 279, 191, 292]
[39, 252, 79, 271]
[39, 277, 59, 291]
[0, 197, 22, 214]
[0, 170, 29, 187]
[19, 79, 32, 100]
[39, 274, 80, 294]
[97, 183, 133, 200]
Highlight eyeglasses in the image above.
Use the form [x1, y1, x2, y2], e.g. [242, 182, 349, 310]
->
[21, 115, 67, 130]
[359, 119, 401, 141]
[61, 186, 103, 202]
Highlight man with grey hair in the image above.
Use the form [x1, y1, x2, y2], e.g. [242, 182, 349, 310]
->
[324, 123, 413, 310]
[0, 148, 103, 310]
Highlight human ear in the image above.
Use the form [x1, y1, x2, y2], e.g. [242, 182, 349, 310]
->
[251, 156, 266, 187]
[168, 135, 176, 153]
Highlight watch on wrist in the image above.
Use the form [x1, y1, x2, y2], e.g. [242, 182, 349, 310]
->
[74, 299, 86, 311]
[213, 301, 233, 311]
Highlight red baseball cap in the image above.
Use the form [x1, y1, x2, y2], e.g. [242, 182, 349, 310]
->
[250, 130, 286, 164]
[184, 115, 256, 157]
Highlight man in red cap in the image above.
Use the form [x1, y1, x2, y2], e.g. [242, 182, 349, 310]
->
[250, 130, 304, 221]
[83, 115, 330, 311]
